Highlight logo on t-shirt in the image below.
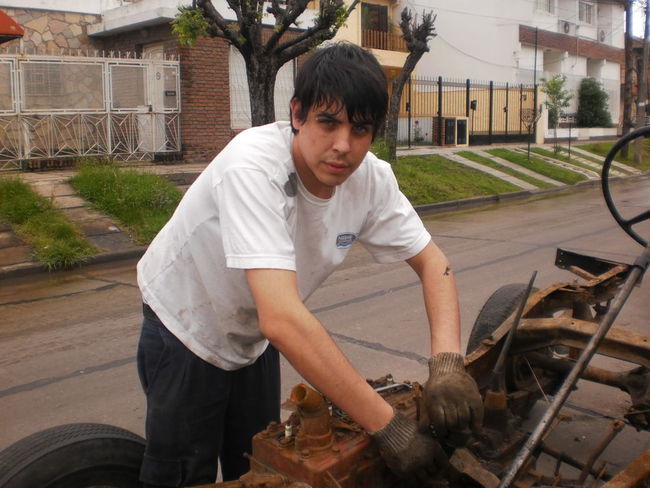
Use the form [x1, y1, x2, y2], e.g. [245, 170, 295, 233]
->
[336, 233, 357, 248]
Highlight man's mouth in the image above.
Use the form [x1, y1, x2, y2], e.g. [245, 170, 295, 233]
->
[323, 161, 348, 174]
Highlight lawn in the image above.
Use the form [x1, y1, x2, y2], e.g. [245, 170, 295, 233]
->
[393, 155, 521, 205]
[528, 147, 601, 175]
[577, 140, 650, 172]
[456, 151, 554, 189]
[0, 177, 95, 270]
[485, 149, 588, 185]
[70, 160, 183, 244]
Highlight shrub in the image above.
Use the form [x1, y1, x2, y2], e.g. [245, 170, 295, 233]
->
[577, 77, 612, 127]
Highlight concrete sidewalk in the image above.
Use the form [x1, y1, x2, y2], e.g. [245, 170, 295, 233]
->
[0, 143, 632, 280]
[0, 162, 207, 279]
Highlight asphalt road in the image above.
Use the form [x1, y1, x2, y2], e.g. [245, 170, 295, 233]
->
[1, 176, 648, 480]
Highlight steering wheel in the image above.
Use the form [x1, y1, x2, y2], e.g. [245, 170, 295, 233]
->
[601, 126, 650, 246]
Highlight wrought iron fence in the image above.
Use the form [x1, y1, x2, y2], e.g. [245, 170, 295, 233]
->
[0, 52, 181, 170]
[396, 76, 538, 146]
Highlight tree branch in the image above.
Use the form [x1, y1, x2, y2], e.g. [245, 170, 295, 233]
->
[275, 0, 360, 61]
[197, 0, 243, 48]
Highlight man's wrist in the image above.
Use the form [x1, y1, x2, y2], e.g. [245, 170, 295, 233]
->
[369, 410, 414, 456]
[428, 351, 465, 375]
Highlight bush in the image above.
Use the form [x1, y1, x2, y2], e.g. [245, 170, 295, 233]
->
[577, 77, 612, 127]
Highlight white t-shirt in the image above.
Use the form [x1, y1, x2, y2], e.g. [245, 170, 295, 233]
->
[137, 121, 431, 370]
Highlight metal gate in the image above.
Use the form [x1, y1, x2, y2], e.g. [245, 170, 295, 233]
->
[0, 52, 181, 171]
[397, 76, 538, 146]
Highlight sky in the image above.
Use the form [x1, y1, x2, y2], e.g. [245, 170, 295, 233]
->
[633, 3, 647, 38]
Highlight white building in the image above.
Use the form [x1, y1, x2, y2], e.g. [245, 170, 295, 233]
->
[334, 0, 625, 136]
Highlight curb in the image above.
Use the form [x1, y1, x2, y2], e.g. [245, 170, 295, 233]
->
[1, 174, 644, 281]
[414, 176, 603, 216]
[0, 246, 147, 280]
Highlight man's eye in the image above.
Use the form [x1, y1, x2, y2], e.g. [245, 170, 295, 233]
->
[353, 124, 371, 134]
[318, 118, 336, 127]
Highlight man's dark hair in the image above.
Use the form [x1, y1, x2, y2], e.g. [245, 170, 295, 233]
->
[291, 43, 388, 137]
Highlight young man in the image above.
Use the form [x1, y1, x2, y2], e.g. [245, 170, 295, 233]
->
[136, 43, 482, 487]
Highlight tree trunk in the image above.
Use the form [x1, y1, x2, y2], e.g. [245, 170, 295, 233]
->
[247, 55, 280, 126]
[634, 0, 650, 164]
[621, 0, 635, 157]
[386, 56, 420, 161]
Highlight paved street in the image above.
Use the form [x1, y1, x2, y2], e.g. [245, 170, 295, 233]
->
[0, 177, 648, 481]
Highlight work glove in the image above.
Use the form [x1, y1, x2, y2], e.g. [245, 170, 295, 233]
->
[423, 352, 484, 440]
[370, 411, 448, 482]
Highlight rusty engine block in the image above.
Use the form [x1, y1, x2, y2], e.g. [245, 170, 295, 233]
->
[212, 376, 427, 488]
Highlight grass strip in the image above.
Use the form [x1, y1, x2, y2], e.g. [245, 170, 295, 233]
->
[576, 141, 650, 171]
[485, 149, 587, 185]
[393, 155, 520, 205]
[456, 151, 554, 189]
[70, 160, 182, 245]
[554, 146, 635, 176]
[0, 177, 95, 270]
[528, 147, 600, 174]
[557, 146, 602, 164]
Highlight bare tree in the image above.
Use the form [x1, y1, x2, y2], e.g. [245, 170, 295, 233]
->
[620, 0, 636, 157]
[384, 9, 437, 162]
[173, 0, 360, 126]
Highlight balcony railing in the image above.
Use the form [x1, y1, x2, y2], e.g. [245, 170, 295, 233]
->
[361, 29, 408, 53]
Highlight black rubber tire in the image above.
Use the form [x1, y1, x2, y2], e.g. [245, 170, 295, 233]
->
[0, 423, 145, 488]
[466, 283, 531, 355]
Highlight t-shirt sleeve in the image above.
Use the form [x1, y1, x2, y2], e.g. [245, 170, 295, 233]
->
[217, 167, 296, 270]
[357, 165, 431, 263]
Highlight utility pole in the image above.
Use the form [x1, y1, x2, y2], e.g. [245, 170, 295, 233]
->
[634, 0, 650, 164]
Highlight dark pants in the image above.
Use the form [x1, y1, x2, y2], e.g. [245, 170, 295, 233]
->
[137, 304, 280, 487]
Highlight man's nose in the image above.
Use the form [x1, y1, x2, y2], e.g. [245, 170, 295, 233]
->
[332, 127, 351, 154]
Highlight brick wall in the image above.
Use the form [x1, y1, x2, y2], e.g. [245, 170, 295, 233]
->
[519, 25, 624, 65]
[178, 37, 235, 165]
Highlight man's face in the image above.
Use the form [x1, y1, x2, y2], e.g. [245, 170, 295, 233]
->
[290, 99, 374, 199]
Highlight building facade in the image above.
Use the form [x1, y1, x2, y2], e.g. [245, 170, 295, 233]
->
[0, 0, 303, 165]
[333, 0, 625, 137]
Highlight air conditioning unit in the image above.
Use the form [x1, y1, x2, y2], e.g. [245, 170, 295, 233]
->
[599, 29, 609, 43]
[559, 20, 577, 36]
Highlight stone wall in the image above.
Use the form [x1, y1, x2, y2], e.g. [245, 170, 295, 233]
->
[1, 8, 102, 52]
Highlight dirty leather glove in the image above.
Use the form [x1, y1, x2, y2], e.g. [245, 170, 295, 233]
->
[370, 411, 448, 481]
[423, 352, 484, 439]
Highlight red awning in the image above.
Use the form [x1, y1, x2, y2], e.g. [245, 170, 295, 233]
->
[0, 10, 24, 44]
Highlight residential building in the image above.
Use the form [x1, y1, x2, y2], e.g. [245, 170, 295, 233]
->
[0, 0, 308, 165]
[333, 0, 625, 139]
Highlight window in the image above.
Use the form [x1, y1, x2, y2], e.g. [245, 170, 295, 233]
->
[579, 1, 594, 24]
[361, 3, 388, 32]
[536, 0, 555, 14]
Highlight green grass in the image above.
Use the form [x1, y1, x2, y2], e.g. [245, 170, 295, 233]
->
[528, 147, 600, 174]
[393, 155, 520, 205]
[485, 149, 588, 185]
[456, 151, 554, 189]
[70, 160, 182, 244]
[557, 146, 603, 165]
[577, 141, 650, 171]
[553, 146, 635, 176]
[0, 177, 95, 270]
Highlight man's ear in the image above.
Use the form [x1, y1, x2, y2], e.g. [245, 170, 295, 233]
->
[290, 98, 302, 133]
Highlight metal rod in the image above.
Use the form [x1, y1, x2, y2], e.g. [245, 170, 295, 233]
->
[491, 271, 537, 391]
[497, 246, 649, 487]
[577, 420, 624, 484]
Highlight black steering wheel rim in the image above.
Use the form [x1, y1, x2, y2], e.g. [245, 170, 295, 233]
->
[601, 126, 649, 246]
